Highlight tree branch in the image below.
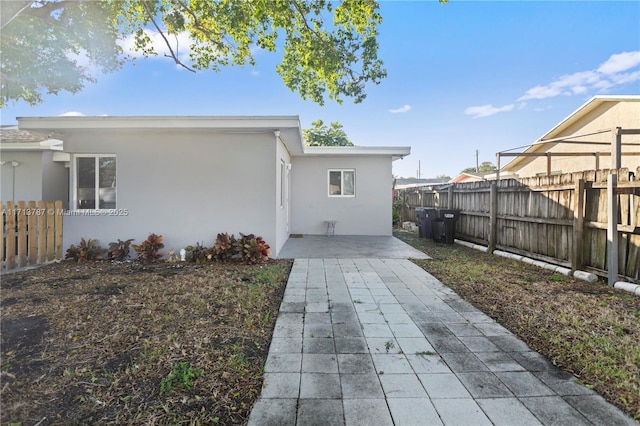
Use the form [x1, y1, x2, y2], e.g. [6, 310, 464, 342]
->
[1, 0, 36, 29]
[173, 0, 227, 50]
[140, 0, 195, 73]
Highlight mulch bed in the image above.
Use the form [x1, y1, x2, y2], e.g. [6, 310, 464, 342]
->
[1, 259, 292, 425]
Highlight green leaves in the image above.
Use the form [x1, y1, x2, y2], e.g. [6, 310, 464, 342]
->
[303, 119, 354, 146]
[1, 0, 125, 107]
[2, 0, 388, 107]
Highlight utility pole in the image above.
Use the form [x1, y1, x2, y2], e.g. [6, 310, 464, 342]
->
[475, 150, 479, 173]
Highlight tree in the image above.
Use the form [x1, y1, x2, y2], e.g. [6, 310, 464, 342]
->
[435, 174, 451, 180]
[303, 119, 353, 146]
[461, 161, 497, 174]
[1, 0, 389, 107]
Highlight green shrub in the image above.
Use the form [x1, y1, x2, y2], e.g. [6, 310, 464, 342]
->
[184, 243, 208, 263]
[392, 198, 404, 225]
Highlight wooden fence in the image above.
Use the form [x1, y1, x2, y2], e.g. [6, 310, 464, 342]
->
[395, 167, 640, 283]
[1, 200, 64, 272]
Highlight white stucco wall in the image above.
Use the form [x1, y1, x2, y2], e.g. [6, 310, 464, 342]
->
[0, 151, 68, 205]
[290, 155, 393, 236]
[1, 151, 44, 202]
[41, 151, 69, 208]
[275, 138, 292, 255]
[61, 131, 280, 255]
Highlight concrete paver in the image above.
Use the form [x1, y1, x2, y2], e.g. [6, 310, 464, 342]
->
[248, 257, 635, 425]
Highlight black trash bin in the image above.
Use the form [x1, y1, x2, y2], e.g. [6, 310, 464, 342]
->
[439, 209, 460, 244]
[425, 209, 442, 241]
[415, 208, 431, 238]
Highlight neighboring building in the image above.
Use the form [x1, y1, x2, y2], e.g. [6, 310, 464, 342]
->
[18, 116, 410, 257]
[449, 172, 491, 183]
[0, 125, 69, 206]
[394, 178, 449, 190]
[500, 95, 640, 178]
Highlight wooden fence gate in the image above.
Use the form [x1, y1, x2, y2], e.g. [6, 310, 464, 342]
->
[1, 200, 64, 272]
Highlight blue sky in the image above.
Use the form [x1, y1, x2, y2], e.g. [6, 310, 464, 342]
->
[2, 1, 639, 178]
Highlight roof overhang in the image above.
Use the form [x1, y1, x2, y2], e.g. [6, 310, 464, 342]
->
[0, 139, 63, 152]
[17, 116, 412, 160]
[18, 115, 306, 156]
[302, 145, 411, 161]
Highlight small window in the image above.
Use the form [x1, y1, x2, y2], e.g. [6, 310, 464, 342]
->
[74, 155, 116, 209]
[328, 169, 355, 197]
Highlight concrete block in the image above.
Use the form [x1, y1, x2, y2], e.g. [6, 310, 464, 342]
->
[614, 281, 640, 297]
[573, 270, 598, 283]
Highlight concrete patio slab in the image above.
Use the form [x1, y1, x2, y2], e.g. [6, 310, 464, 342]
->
[277, 235, 430, 259]
[248, 258, 636, 426]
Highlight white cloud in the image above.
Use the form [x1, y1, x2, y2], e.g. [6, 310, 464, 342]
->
[118, 29, 194, 64]
[388, 104, 411, 113]
[610, 70, 640, 85]
[250, 70, 260, 77]
[59, 111, 85, 116]
[597, 51, 640, 74]
[517, 51, 640, 102]
[464, 104, 514, 119]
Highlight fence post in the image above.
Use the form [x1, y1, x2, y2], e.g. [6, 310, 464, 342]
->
[0, 201, 4, 268]
[572, 179, 585, 272]
[17, 200, 27, 267]
[448, 186, 454, 209]
[28, 200, 37, 265]
[607, 173, 618, 286]
[55, 200, 63, 259]
[6, 201, 16, 270]
[46, 201, 55, 260]
[37, 200, 46, 263]
[488, 182, 498, 252]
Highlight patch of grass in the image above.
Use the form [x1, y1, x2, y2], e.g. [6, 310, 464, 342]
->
[160, 361, 204, 395]
[394, 229, 640, 421]
[549, 273, 569, 282]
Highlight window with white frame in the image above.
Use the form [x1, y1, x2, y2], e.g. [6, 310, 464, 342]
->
[328, 169, 355, 197]
[74, 155, 117, 209]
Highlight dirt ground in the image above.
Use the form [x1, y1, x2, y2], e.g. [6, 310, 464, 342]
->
[1, 259, 292, 425]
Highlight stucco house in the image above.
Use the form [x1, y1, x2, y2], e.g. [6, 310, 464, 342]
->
[0, 125, 68, 206]
[500, 95, 640, 178]
[17, 116, 410, 257]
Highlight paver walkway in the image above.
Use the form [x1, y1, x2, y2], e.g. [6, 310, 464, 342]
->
[248, 258, 634, 426]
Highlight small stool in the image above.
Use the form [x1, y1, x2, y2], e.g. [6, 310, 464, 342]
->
[325, 220, 337, 236]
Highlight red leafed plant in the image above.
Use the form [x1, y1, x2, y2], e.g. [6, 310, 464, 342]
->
[239, 233, 271, 264]
[65, 238, 105, 262]
[210, 233, 240, 262]
[107, 238, 134, 261]
[132, 233, 165, 264]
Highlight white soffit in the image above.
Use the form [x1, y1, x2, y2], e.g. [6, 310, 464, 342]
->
[303, 145, 411, 161]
